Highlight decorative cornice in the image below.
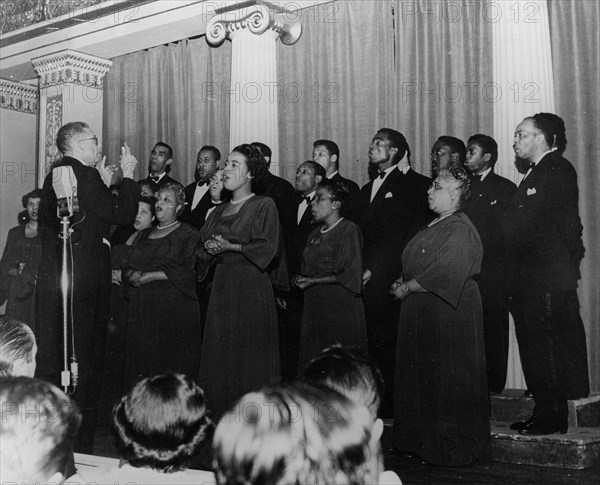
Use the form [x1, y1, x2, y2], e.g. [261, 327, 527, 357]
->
[206, 1, 302, 46]
[31, 50, 113, 89]
[0, 79, 38, 114]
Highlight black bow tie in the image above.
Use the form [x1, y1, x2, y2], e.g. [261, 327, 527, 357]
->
[299, 195, 312, 204]
[197, 180, 208, 187]
[527, 161, 535, 170]
[378, 171, 386, 179]
[150, 175, 160, 182]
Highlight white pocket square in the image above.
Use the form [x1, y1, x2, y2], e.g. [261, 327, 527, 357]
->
[385, 192, 393, 198]
[527, 187, 536, 196]
[490, 200, 497, 205]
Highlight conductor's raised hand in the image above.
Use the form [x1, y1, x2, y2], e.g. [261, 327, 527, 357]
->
[120, 142, 138, 179]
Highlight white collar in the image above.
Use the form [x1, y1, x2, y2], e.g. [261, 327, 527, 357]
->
[478, 167, 492, 180]
[327, 171, 339, 179]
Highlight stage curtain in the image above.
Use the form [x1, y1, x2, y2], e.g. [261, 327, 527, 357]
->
[548, 0, 600, 392]
[102, 37, 231, 184]
[391, 0, 493, 176]
[276, 1, 396, 185]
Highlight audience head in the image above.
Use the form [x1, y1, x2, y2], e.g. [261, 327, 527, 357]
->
[312, 179, 351, 221]
[0, 318, 37, 377]
[313, 139, 340, 171]
[56, 121, 101, 167]
[295, 160, 326, 196]
[213, 382, 382, 485]
[149, 142, 173, 176]
[112, 373, 211, 473]
[465, 134, 498, 175]
[250, 142, 272, 168]
[431, 136, 466, 176]
[196, 146, 221, 183]
[428, 166, 471, 214]
[134, 196, 156, 231]
[225, 144, 268, 194]
[138, 180, 156, 198]
[369, 128, 410, 168]
[21, 188, 43, 224]
[303, 344, 384, 421]
[0, 376, 81, 483]
[155, 182, 186, 223]
[209, 169, 228, 202]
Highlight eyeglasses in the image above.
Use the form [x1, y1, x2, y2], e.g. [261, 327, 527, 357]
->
[79, 136, 98, 146]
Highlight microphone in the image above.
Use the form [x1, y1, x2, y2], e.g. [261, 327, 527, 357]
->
[52, 166, 79, 218]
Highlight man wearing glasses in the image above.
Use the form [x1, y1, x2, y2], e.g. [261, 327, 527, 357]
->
[37, 121, 140, 453]
[503, 113, 589, 435]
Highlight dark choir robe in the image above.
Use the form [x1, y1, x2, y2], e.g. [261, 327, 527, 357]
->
[464, 169, 516, 393]
[356, 165, 432, 416]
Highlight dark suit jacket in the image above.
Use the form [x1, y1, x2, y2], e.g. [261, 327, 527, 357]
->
[141, 173, 180, 190]
[288, 194, 317, 277]
[259, 172, 297, 244]
[502, 151, 584, 293]
[464, 170, 516, 289]
[356, 167, 432, 290]
[330, 172, 360, 221]
[181, 181, 211, 229]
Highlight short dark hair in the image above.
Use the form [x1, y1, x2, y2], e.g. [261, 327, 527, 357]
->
[317, 179, 351, 217]
[531, 112, 567, 154]
[303, 344, 384, 419]
[154, 141, 173, 160]
[112, 373, 211, 473]
[301, 160, 326, 180]
[138, 196, 156, 218]
[250, 142, 271, 161]
[467, 134, 498, 166]
[232, 144, 269, 193]
[199, 145, 221, 161]
[138, 179, 156, 195]
[0, 319, 36, 376]
[313, 139, 340, 159]
[437, 136, 467, 163]
[0, 376, 81, 482]
[55, 121, 90, 154]
[21, 188, 43, 208]
[376, 128, 411, 164]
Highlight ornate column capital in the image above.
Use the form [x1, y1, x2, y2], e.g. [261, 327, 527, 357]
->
[31, 49, 113, 89]
[0, 79, 38, 114]
[206, 1, 302, 46]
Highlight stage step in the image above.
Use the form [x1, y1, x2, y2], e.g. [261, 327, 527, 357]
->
[491, 421, 600, 469]
[490, 389, 600, 428]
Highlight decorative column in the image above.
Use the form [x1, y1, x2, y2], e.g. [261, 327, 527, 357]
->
[32, 50, 112, 184]
[491, 0, 555, 389]
[206, 1, 302, 175]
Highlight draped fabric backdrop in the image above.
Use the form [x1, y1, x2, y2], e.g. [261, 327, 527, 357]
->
[548, 0, 600, 392]
[103, 37, 231, 185]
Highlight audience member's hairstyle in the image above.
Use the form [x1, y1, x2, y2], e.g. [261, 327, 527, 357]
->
[531, 112, 567, 154]
[157, 182, 186, 217]
[317, 179, 351, 218]
[55, 121, 90, 154]
[200, 145, 222, 161]
[437, 136, 467, 163]
[213, 382, 381, 485]
[112, 373, 212, 473]
[231, 144, 269, 193]
[138, 179, 156, 195]
[0, 376, 81, 482]
[314, 139, 340, 160]
[138, 195, 157, 218]
[376, 128, 411, 165]
[21, 188, 44, 208]
[467, 134, 498, 166]
[439, 167, 471, 206]
[0, 319, 36, 377]
[250, 142, 271, 161]
[303, 344, 384, 420]
[154, 141, 173, 160]
[301, 160, 327, 181]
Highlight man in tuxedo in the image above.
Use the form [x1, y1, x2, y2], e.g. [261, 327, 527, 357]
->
[505, 113, 589, 435]
[357, 128, 431, 416]
[312, 139, 360, 220]
[140, 141, 180, 189]
[430, 135, 466, 177]
[181, 145, 221, 229]
[281, 161, 325, 379]
[463, 134, 517, 394]
[37, 122, 139, 452]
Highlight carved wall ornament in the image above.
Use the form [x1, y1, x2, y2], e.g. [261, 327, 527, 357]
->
[0, 79, 38, 114]
[32, 50, 112, 89]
